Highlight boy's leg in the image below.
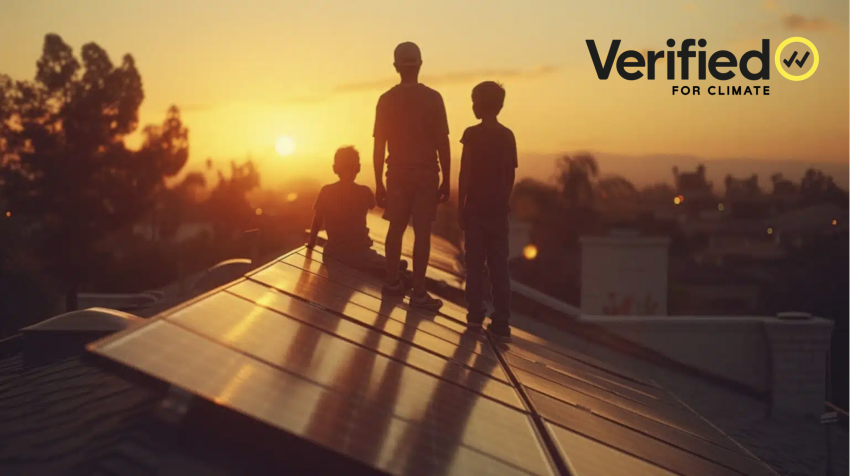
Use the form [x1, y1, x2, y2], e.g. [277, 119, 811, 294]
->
[463, 215, 486, 327]
[485, 215, 512, 341]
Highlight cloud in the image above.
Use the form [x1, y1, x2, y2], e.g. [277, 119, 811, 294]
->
[684, 4, 697, 12]
[761, 0, 778, 12]
[333, 65, 561, 93]
[781, 13, 835, 31]
[166, 65, 560, 113]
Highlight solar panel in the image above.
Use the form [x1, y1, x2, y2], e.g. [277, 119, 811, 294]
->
[507, 333, 660, 391]
[290, 248, 470, 323]
[527, 388, 742, 476]
[508, 356, 733, 449]
[547, 422, 678, 476]
[513, 368, 772, 474]
[250, 261, 470, 336]
[94, 319, 554, 476]
[87, 245, 778, 476]
[167, 290, 522, 409]
[228, 280, 510, 383]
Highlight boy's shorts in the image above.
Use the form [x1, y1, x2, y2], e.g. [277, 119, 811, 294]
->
[382, 171, 439, 226]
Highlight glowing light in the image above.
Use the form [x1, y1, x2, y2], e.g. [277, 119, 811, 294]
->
[275, 136, 296, 156]
[255, 208, 263, 216]
[717, 203, 725, 212]
[286, 192, 299, 202]
[832, 219, 838, 226]
[4, 211, 9, 217]
[523, 244, 538, 260]
[673, 196, 682, 205]
[767, 227, 773, 235]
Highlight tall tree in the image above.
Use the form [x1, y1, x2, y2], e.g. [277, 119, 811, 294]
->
[556, 154, 599, 208]
[0, 34, 189, 310]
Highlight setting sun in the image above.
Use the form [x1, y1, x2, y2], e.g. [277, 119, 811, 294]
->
[275, 136, 296, 156]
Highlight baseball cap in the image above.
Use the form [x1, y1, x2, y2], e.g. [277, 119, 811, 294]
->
[394, 42, 422, 66]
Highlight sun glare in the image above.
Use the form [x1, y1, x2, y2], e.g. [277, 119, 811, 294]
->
[275, 136, 296, 156]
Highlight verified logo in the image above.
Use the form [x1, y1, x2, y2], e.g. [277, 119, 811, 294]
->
[775, 37, 819, 81]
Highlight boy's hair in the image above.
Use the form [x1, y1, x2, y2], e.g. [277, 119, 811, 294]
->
[334, 146, 360, 169]
[472, 81, 505, 117]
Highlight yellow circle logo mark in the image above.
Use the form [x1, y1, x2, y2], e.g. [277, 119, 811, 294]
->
[775, 37, 819, 81]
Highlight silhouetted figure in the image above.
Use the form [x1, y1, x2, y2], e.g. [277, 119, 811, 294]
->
[457, 81, 517, 343]
[308, 146, 409, 278]
[373, 42, 450, 311]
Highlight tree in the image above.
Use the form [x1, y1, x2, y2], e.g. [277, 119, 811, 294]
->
[556, 154, 599, 208]
[206, 160, 261, 239]
[0, 34, 189, 310]
[799, 168, 847, 208]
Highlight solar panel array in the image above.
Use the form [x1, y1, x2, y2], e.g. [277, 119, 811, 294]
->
[87, 242, 778, 476]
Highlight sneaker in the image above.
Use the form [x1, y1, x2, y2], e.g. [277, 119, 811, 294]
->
[409, 291, 443, 311]
[381, 279, 407, 296]
[487, 322, 512, 343]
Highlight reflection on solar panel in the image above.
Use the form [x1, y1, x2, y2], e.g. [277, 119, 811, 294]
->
[88, 246, 778, 476]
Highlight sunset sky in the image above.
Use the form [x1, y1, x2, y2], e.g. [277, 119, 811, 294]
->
[1, 0, 847, 188]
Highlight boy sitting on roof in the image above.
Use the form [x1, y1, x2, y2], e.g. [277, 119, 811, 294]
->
[307, 146, 409, 280]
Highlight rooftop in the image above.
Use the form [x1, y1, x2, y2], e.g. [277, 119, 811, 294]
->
[0, 214, 845, 475]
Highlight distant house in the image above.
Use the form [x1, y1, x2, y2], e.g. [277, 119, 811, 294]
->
[767, 203, 847, 247]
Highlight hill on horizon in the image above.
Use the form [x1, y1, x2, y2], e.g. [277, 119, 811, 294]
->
[519, 152, 850, 191]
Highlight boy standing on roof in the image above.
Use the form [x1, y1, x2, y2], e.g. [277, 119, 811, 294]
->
[457, 81, 517, 343]
[373, 41, 451, 311]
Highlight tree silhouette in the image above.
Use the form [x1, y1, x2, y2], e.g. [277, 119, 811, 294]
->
[0, 34, 189, 310]
[556, 154, 599, 208]
[206, 160, 261, 239]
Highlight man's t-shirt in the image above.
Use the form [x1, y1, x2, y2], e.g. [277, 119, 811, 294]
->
[314, 181, 376, 255]
[373, 83, 449, 177]
[459, 123, 518, 215]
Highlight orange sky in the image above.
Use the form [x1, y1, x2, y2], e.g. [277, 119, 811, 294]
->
[1, 0, 847, 188]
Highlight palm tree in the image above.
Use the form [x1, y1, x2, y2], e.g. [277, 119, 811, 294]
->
[556, 154, 599, 208]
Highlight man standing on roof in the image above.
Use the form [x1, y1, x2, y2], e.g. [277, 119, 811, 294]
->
[373, 41, 450, 311]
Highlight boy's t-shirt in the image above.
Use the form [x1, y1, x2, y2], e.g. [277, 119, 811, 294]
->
[314, 181, 376, 255]
[460, 122, 518, 215]
[373, 83, 449, 178]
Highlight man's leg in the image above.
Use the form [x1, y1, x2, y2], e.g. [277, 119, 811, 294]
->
[463, 216, 486, 326]
[407, 172, 443, 310]
[410, 219, 431, 296]
[385, 221, 406, 284]
[382, 174, 413, 288]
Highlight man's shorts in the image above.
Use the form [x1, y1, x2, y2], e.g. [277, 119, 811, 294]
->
[383, 171, 439, 226]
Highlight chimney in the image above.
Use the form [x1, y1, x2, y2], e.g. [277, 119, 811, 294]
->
[765, 312, 834, 418]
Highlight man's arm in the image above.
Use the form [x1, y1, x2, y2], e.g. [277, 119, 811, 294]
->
[373, 137, 387, 208]
[373, 96, 388, 208]
[307, 211, 323, 248]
